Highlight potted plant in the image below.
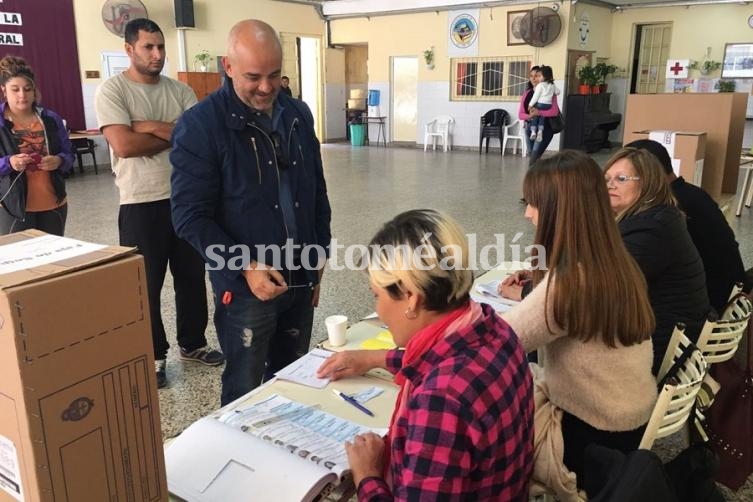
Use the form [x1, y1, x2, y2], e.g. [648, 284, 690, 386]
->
[594, 62, 618, 93]
[577, 65, 599, 94]
[194, 50, 212, 72]
[718, 80, 736, 93]
[688, 59, 722, 76]
[423, 47, 434, 70]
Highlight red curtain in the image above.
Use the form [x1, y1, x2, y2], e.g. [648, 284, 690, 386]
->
[456, 63, 466, 95]
[0, 0, 85, 129]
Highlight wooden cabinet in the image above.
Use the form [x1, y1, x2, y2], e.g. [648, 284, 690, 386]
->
[177, 72, 222, 101]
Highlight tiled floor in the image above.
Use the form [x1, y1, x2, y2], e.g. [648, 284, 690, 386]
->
[64, 143, 753, 499]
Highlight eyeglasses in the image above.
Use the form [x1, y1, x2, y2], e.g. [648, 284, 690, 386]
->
[605, 174, 640, 185]
[269, 131, 290, 170]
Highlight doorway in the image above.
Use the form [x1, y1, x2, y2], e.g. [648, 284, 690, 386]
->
[391, 56, 418, 143]
[280, 34, 322, 138]
[299, 37, 321, 138]
[631, 23, 672, 94]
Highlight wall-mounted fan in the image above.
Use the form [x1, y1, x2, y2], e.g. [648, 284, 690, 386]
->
[101, 0, 148, 37]
[519, 7, 562, 48]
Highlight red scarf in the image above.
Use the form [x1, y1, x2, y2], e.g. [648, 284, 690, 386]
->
[383, 303, 470, 478]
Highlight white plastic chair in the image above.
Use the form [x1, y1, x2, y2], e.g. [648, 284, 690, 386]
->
[424, 115, 454, 152]
[640, 328, 708, 450]
[502, 119, 528, 157]
[696, 292, 751, 365]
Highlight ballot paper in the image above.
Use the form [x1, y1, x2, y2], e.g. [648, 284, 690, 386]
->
[471, 280, 521, 312]
[274, 348, 334, 388]
[166, 395, 388, 502]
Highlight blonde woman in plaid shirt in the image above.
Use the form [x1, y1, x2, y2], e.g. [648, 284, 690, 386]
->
[318, 209, 534, 501]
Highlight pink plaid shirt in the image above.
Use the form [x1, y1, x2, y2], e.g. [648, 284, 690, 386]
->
[357, 303, 534, 501]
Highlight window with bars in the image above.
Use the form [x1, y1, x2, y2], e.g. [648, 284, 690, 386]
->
[451, 56, 532, 101]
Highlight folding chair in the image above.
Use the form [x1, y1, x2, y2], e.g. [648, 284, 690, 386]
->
[640, 327, 708, 450]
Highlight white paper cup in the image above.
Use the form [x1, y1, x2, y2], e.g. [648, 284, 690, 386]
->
[325, 315, 348, 347]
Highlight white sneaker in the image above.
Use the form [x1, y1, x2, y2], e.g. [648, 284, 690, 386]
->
[536, 130, 543, 142]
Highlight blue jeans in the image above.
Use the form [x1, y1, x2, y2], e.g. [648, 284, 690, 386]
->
[525, 121, 555, 167]
[214, 275, 314, 405]
[529, 103, 552, 130]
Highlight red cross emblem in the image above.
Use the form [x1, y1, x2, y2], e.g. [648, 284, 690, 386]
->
[669, 62, 685, 75]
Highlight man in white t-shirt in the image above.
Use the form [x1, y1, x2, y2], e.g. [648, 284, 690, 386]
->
[95, 18, 223, 389]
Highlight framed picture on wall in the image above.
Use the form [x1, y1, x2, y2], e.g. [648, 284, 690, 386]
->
[721, 42, 753, 78]
[507, 10, 528, 46]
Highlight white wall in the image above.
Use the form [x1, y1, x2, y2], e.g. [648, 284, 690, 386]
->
[414, 80, 564, 151]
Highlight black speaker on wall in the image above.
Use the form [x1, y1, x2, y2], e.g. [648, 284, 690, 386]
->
[174, 0, 195, 28]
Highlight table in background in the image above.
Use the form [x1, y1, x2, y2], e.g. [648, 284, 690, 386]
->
[362, 116, 387, 147]
[68, 130, 103, 175]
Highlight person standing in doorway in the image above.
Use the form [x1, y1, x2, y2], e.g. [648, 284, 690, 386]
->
[95, 18, 223, 389]
[280, 75, 293, 97]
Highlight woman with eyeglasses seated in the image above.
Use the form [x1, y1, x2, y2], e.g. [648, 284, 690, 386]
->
[317, 209, 534, 501]
[500, 150, 656, 488]
[604, 147, 710, 375]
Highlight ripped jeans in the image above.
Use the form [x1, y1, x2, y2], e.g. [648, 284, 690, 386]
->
[213, 274, 314, 405]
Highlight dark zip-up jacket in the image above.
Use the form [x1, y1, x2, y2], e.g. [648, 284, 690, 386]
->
[170, 78, 332, 296]
[0, 102, 74, 220]
[618, 204, 710, 375]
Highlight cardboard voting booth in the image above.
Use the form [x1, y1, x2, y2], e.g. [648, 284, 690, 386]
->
[0, 231, 166, 502]
[624, 130, 707, 187]
[622, 93, 746, 202]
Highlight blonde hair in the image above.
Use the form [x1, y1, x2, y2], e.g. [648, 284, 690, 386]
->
[604, 147, 676, 222]
[0, 55, 35, 88]
[367, 209, 472, 312]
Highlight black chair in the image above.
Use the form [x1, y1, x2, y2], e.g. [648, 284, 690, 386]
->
[479, 109, 509, 154]
[71, 137, 98, 174]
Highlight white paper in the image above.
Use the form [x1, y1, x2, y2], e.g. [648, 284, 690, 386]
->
[0, 235, 106, 274]
[0, 434, 23, 501]
[168, 396, 389, 502]
[166, 416, 335, 502]
[274, 348, 333, 388]
[693, 159, 704, 186]
[471, 280, 521, 313]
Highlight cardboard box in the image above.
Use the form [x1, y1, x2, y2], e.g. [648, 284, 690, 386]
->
[0, 231, 166, 502]
[623, 93, 746, 202]
[347, 98, 366, 110]
[625, 130, 707, 187]
[348, 88, 366, 100]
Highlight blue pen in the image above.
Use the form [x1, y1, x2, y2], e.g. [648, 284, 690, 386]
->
[332, 389, 375, 417]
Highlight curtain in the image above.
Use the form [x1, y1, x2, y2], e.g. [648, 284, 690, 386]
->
[0, 0, 85, 129]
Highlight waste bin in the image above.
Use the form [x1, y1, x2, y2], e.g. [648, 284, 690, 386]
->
[349, 124, 365, 146]
[368, 89, 380, 107]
